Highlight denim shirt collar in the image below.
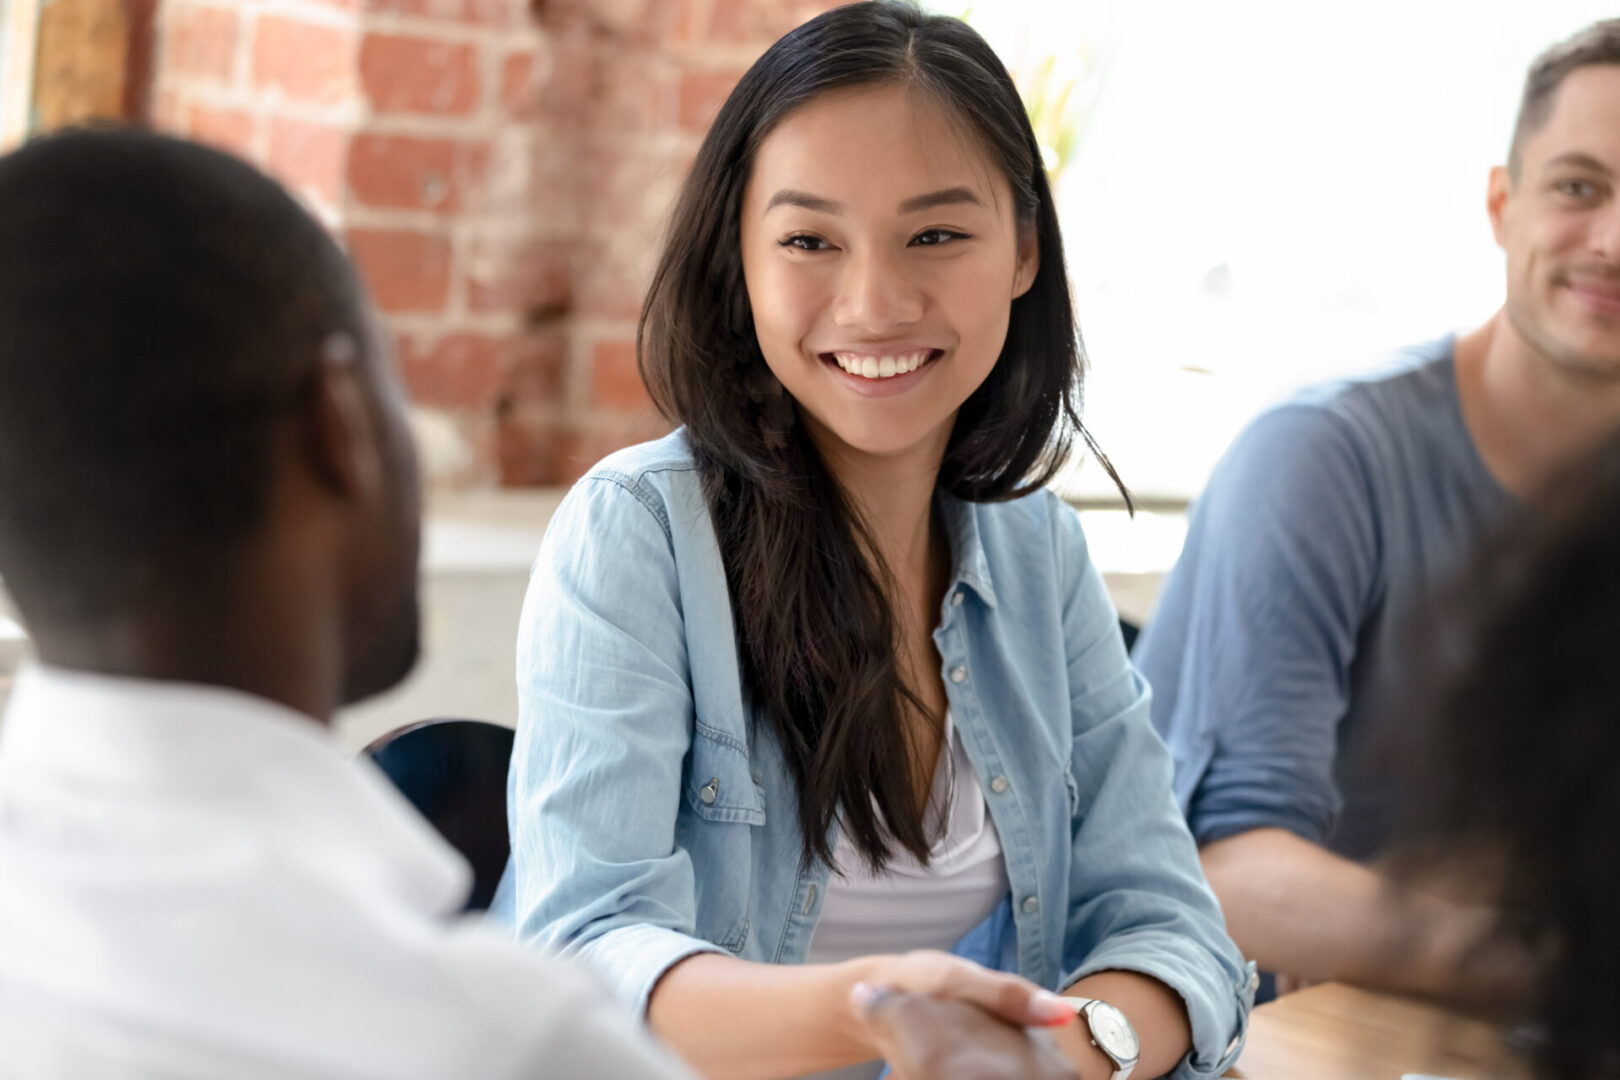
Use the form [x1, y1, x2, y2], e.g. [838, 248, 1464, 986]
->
[938, 492, 998, 609]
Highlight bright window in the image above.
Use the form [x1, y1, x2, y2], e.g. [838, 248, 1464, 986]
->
[0, 0, 38, 150]
[937, 0, 1616, 504]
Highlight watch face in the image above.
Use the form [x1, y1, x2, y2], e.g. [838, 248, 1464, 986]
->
[1088, 1002, 1140, 1061]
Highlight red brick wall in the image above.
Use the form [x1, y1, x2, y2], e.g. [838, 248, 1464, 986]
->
[150, 0, 840, 486]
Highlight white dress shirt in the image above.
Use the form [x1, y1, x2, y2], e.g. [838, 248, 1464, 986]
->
[0, 663, 690, 1080]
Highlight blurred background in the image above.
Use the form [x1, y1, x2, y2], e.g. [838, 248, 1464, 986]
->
[0, 0, 1611, 744]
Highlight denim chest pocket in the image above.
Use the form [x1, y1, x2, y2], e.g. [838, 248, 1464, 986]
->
[679, 728, 766, 953]
[683, 726, 767, 825]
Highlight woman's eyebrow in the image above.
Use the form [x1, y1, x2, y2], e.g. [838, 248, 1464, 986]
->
[898, 186, 982, 213]
[765, 189, 840, 213]
[762, 186, 985, 215]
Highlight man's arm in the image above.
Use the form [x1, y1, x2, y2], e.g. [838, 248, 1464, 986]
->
[1135, 405, 1384, 851]
[1200, 827, 1506, 1000]
[1132, 401, 1517, 998]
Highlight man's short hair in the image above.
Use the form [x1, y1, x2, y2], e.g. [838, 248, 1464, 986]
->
[0, 128, 364, 628]
[1509, 18, 1620, 179]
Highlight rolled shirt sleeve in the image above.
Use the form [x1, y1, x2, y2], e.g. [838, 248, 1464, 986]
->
[1134, 404, 1381, 848]
[1053, 503, 1255, 1079]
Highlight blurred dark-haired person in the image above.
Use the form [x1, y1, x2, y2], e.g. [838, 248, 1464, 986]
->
[1396, 425, 1620, 1080]
[493, 3, 1250, 1079]
[0, 128, 693, 1079]
[1134, 18, 1620, 1001]
[0, 129, 1082, 1080]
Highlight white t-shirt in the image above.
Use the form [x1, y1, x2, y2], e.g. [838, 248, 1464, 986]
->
[803, 713, 1009, 1080]
[0, 663, 690, 1080]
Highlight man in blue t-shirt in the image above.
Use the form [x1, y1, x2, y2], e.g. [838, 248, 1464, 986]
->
[1135, 19, 1620, 1001]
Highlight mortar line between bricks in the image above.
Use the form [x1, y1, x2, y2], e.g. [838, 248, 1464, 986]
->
[356, 13, 519, 47]
[387, 313, 517, 336]
[347, 115, 508, 138]
[243, 0, 365, 33]
[163, 87, 364, 128]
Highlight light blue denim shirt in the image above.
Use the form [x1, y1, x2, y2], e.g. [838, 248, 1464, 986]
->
[490, 429, 1253, 1078]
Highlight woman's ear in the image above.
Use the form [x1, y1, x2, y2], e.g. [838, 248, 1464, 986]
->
[1011, 221, 1039, 299]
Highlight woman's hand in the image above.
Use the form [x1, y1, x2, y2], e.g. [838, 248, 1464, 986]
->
[848, 950, 1074, 1051]
[852, 984, 1081, 1080]
[647, 951, 1071, 1079]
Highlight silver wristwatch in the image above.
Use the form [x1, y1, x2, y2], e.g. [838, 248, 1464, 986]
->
[1060, 997, 1139, 1080]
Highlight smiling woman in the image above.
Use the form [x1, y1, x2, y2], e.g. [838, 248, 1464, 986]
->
[740, 86, 1039, 461]
[493, 5, 1252, 1080]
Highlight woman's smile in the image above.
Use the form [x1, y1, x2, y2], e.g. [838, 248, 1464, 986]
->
[828, 348, 937, 378]
[819, 347, 945, 397]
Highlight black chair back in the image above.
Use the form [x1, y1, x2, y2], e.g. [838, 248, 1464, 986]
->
[1119, 617, 1142, 653]
[362, 718, 515, 912]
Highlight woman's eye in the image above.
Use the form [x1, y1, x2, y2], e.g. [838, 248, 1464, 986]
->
[779, 234, 830, 251]
[911, 229, 969, 247]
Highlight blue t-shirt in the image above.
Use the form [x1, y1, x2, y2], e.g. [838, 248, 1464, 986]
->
[1134, 337, 1513, 860]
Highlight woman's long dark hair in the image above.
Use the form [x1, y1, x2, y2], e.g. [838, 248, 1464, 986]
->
[638, 1, 1125, 871]
[1397, 430, 1620, 1079]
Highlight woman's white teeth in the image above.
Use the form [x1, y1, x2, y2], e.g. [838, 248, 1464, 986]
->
[833, 350, 930, 379]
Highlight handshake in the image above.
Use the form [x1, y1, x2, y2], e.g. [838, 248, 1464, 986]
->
[852, 982, 1081, 1080]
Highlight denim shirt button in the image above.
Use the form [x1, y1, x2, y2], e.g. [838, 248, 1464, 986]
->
[989, 774, 1009, 794]
[518, 463, 1244, 1025]
[950, 591, 964, 606]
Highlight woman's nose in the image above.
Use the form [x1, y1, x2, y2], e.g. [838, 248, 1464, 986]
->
[832, 247, 924, 332]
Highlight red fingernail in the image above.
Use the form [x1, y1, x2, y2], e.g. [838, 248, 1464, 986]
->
[1031, 991, 1076, 1026]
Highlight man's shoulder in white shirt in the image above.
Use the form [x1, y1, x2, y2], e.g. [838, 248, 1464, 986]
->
[0, 663, 688, 1080]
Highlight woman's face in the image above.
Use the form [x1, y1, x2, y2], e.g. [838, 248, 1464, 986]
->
[739, 84, 1038, 468]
